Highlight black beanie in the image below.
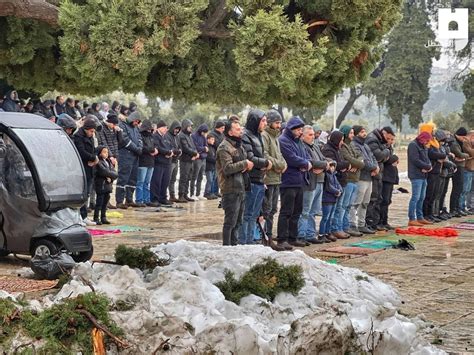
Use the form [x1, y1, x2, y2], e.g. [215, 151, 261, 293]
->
[215, 120, 225, 129]
[455, 127, 468, 137]
[106, 114, 119, 125]
[83, 117, 97, 130]
[353, 125, 364, 136]
[156, 120, 167, 128]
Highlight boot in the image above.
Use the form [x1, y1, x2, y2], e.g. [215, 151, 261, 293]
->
[169, 195, 179, 203]
[101, 218, 111, 225]
[176, 196, 188, 203]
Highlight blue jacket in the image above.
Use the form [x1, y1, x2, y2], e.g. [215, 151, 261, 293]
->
[407, 139, 432, 180]
[279, 117, 310, 188]
[118, 113, 143, 160]
[322, 170, 342, 204]
[192, 124, 209, 160]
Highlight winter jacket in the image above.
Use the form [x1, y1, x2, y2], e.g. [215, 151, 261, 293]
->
[97, 122, 121, 158]
[322, 133, 350, 187]
[242, 112, 270, 185]
[340, 138, 365, 183]
[167, 121, 182, 163]
[209, 129, 225, 148]
[95, 157, 118, 194]
[449, 138, 469, 167]
[303, 141, 327, 190]
[262, 126, 287, 185]
[118, 113, 143, 157]
[39, 101, 54, 118]
[279, 117, 311, 188]
[206, 144, 217, 172]
[407, 139, 432, 180]
[178, 119, 198, 162]
[73, 127, 97, 180]
[216, 136, 250, 194]
[2, 91, 20, 112]
[322, 171, 342, 205]
[463, 140, 474, 172]
[440, 136, 457, 178]
[382, 146, 399, 184]
[53, 102, 65, 118]
[366, 129, 391, 179]
[427, 144, 447, 175]
[139, 121, 156, 168]
[192, 124, 209, 160]
[351, 136, 378, 181]
[65, 105, 81, 120]
[153, 129, 174, 166]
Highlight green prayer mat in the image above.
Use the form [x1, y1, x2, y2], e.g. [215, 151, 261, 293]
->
[347, 240, 397, 249]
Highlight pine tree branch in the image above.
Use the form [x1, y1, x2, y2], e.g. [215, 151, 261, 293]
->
[199, 0, 232, 39]
[0, 0, 59, 26]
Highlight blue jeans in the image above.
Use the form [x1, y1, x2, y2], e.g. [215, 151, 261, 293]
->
[298, 183, 323, 239]
[204, 170, 217, 196]
[331, 182, 358, 232]
[408, 179, 427, 221]
[240, 183, 265, 244]
[136, 167, 154, 203]
[320, 204, 336, 235]
[460, 171, 473, 210]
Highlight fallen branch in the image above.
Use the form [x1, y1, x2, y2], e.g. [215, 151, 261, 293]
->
[92, 260, 121, 266]
[13, 341, 35, 354]
[76, 309, 129, 349]
[79, 276, 96, 293]
[152, 338, 170, 354]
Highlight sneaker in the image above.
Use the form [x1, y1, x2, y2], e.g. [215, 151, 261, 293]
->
[431, 216, 442, 223]
[417, 219, 433, 225]
[332, 231, 350, 239]
[277, 241, 293, 250]
[408, 220, 424, 227]
[185, 196, 196, 202]
[197, 196, 207, 201]
[116, 203, 129, 209]
[288, 240, 307, 247]
[358, 226, 375, 234]
[307, 238, 324, 244]
[459, 210, 468, 216]
[346, 229, 363, 237]
[83, 218, 96, 226]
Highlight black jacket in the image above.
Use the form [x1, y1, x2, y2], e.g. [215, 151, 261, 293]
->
[95, 158, 118, 194]
[73, 128, 97, 179]
[382, 146, 399, 184]
[2, 91, 20, 112]
[97, 122, 122, 158]
[366, 129, 391, 179]
[209, 129, 225, 147]
[154, 130, 174, 166]
[53, 102, 65, 118]
[427, 145, 447, 175]
[65, 105, 81, 120]
[242, 111, 269, 184]
[407, 139, 432, 180]
[167, 120, 182, 163]
[206, 144, 217, 171]
[139, 121, 156, 167]
[178, 119, 198, 162]
[322, 132, 350, 187]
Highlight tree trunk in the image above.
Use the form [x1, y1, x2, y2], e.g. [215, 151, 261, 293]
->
[335, 87, 364, 128]
[0, 0, 59, 26]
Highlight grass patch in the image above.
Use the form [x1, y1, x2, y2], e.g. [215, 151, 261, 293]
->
[215, 258, 305, 304]
[114, 244, 169, 271]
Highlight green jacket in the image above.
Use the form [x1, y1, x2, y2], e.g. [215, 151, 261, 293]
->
[340, 138, 365, 183]
[216, 137, 249, 194]
[262, 126, 287, 185]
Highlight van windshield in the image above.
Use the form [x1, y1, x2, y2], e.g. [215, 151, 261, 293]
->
[12, 128, 85, 198]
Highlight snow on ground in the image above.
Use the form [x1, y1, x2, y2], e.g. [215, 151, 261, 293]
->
[4, 240, 444, 354]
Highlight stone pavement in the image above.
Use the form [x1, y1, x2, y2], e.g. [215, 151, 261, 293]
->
[1, 182, 473, 353]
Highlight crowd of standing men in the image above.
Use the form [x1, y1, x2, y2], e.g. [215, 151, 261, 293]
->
[2, 91, 473, 248]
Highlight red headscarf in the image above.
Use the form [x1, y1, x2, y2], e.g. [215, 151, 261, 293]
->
[416, 131, 432, 146]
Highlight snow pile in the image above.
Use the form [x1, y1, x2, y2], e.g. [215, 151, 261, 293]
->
[50, 240, 443, 354]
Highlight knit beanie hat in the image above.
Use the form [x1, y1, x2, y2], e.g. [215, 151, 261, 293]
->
[353, 125, 364, 136]
[215, 120, 225, 129]
[339, 125, 352, 139]
[106, 114, 119, 125]
[455, 127, 468, 137]
[156, 119, 167, 128]
[266, 109, 282, 124]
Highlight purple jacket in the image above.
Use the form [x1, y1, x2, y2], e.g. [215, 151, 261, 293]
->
[192, 124, 209, 160]
[279, 117, 311, 188]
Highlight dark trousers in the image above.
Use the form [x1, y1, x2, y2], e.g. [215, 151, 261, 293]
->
[366, 178, 382, 228]
[116, 158, 139, 204]
[191, 159, 206, 196]
[277, 187, 303, 243]
[380, 182, 394, 225]
[178, 160, 193, 197]
[222, 192, 245, 246]
[450, 166, 464, 212]
[168, 162, 178, 197]
[151, 164, 172, 203]
[262, 185, 279, 237]
[94, 192, 110, 221]
[423, 173, 440, 217]
[80, 177, 93, 219]
[433, 175, 447, 215]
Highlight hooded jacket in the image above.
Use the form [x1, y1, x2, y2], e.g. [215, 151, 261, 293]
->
[351, 136, 378, 181]
[279, 117, 311, 188]
[73, 127, 97, 180]
[95, 146, 118, 194]
[366, 129, 391, 179]
[322, 131, 350, 187]
[2, 91, 20, 112]
[166, 121, 182, 163]
[178, 119, 198, 162]
[242, 110, 269, 184]
[118, 112, 143, 157]
[303, 140, 327, 189]
[262, 125, 287, 185]
[407, 138, 432, 180]
[340, 137, 365, 183]
[139, 120, 156, 167]
[192, 124, 209, 160]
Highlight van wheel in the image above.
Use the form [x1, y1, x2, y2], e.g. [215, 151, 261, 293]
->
[72, 246, 93, 263]
[32, 239, 59, 258]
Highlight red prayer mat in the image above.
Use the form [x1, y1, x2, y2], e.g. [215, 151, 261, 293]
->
[395, 227, 458, 237]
